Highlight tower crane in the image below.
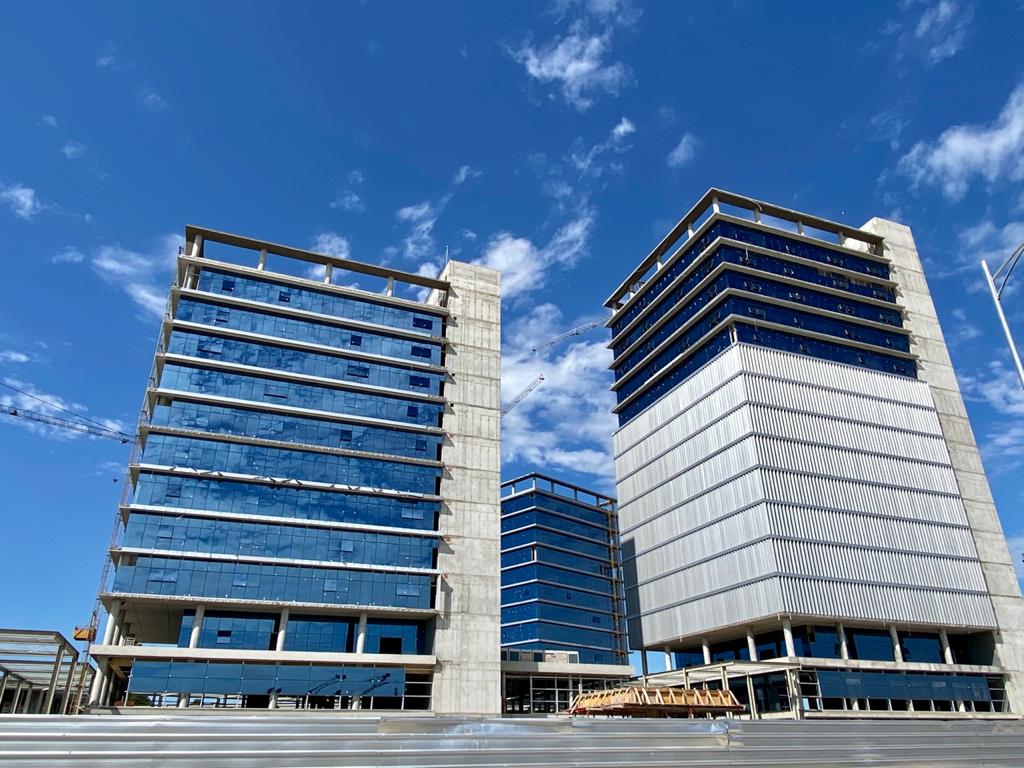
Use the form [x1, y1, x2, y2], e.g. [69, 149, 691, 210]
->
[531, 320, 602, 354]
[501, 375, 544, 417]
[0, 405, 133, 443]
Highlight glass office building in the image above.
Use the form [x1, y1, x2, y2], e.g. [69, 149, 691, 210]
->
[499, 474, 632, 714]
[88, 227, 502, 713]
[606, 190, 1024, 718]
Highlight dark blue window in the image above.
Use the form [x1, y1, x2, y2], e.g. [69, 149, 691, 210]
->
[847, 628, 895, 661]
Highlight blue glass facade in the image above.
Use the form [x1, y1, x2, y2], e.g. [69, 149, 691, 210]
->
[106, 242, 453, 708]
[500, 475, 627, 666]
[609, 216, 916, 426]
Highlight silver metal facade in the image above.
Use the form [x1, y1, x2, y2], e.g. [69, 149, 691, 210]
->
[615, 343, 996, 648]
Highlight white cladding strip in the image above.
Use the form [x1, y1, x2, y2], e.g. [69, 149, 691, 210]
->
[631, 577, 997, 647]
[625, 500, 978, 571]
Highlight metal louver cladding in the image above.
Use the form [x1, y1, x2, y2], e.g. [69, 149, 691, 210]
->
[615, 343, 996, 650]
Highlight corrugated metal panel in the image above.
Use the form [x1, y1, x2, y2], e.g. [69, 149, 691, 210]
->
[2, 713, 1023, 767]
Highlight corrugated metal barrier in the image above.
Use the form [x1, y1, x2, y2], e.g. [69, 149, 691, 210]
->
[1, 714, 1023, 766]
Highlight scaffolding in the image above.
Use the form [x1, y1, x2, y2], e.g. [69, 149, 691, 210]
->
[0, 629, 94, 714]
[567, 685, 744, 718]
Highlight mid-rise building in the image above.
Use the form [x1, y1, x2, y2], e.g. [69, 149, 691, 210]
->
[88, 227, 502, 714]
[499, 474, 632, 714]
[606, 189, 1024, 718]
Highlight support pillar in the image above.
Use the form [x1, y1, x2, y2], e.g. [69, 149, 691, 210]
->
[783, 619, 795, 658]
[323, 264, 333, 284]
[21, 686, 33, 713]
[43, 647, 65, 714]
[257, 248, 267, 270]
[189, 234, 203, 260]
[746, 629, 758, 662]
[100, 602, 120, 647]
[355, 613, 368, 654]
[890, 626, 904, 663]
[746, 674, 758, 719]
[11, 682, 24, 714]
[61, 660, 78, 714]
[702, 638, 712, 665]
[786, 669, 802, 719]
[837, 623, 849, 660]
[88, 662, 107, 705]
[276, 608, 289, 652]
[640, 651, 649, 684]
[939, 629, 954, 664]
[189, 605, 205, 649]
[663, 646, 672, 672]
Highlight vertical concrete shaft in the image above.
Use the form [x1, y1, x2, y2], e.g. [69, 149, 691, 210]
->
[783, 619, 796, 657]
[663, 646, 673, 671]
[702, 638, 712, 665]
[355, 613, 367, 654]
[940, 629, 954, 665]
[189, 605, 205, 649]
[746, 629, 758, 662]
[430, 261, 502, 716]
[43, 647, 65, 714]
[275, 608, 289, 652]
[890, 626, 904, 663]
[837, 623, 849, 660]
[861, 218, 1024, 712]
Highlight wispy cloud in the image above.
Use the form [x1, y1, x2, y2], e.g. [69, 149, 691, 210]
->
[568, 117, 636, 178]
[52, 246, 85, 264]
[666, 132, 698, 169]
[38, 114, 58, 128]
[395, 198, 448, 262]
[453, 165, 482, 185]
[0, 351, 30, 364]
[141, 85, 169, 113]
[0, 183, 43, 220]
[310, 232, 352, 259]
[473, 209, 594, 301]
[96, 50, 117, 69]
[880, 1, 974, 71]
[950, 308, 982, 343]
[60, 140, 87, 160]
[959, 360, 1024, 473]
[899, 80, 1024, 200]
[348, 170, 365, 185]
[0, 377, 125, 441]
[512, 23, 630, 111]
[90, 234, 182, 319]
[330, 190, 365, 213]
[948, 217, 1024, 279]
[500, 303, 616, 479]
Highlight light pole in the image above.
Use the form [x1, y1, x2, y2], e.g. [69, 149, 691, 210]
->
[981, 241, 1024, 392]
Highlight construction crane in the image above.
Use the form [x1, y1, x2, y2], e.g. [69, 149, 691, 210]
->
[0, 404, 133, 443]
[501, 374, 544, 417]
[531, 320, 602, 354]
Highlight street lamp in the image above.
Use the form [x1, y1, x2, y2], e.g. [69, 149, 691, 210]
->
[981, 241, 1024, 392]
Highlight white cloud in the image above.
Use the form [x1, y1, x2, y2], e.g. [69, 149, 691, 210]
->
[96, 53, 116, 69]
[611, 116, 635, 140]
[461, 228, 477, 241]
[90, 234, 182, 319]
[347, 170, 365, 185]
[0, 183, 43, 220]
[913, 0, 972, 65]
[453, 165, 482, 185]
[950, 308, 982, 342]
[949, 217, 1024, 279]
[666, 132, 698, 168]
[141, 86, 169, 112]
[330, 190, 365, 213]
[0, 376, 126, 441]
[512, 23, 630, 111]
[395, 198, 449, 263]
[0, 351, 29, 364]
[52, 247, 85, 264]
[310, 232, 352, 259]
[474, 209, 594, 300]
[899, 81, 1024, 200]
[39, 114, 58, 128]
[500, 303, 616, 479]
[60, 141, 87, 159]
[959, 360, 1024, 473]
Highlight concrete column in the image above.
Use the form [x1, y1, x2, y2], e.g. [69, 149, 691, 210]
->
[21, 686, 33, 713]
[88, 662, 107, 705]
[640, 651, 649, 683]
[837, 623, 849, 660]
[189, 605, 205, 649]
[99, 671, 113, 706]
[786, 669, 802, 719]
[0, 673, 8, 707]
[11, 682, 24, 714]
[257, 248, 267, 270]
[663, 646, 672, 672]
[939, 629, 954, 664]
[355, 613, 368, 654]
[323, 264, 333, 284]
[783, 619, 796, 657]
[110, 620, 122, 648]
[746, 675, 758, 719]
[189, 234, 203, 260]
[100, 602, 121, 647]
[701, 638, 712, 665]
[275, 608, 289, 652]
[746, 629, 758, 662]
[43, 647, 65, 714]
[61, 661, 78, 714]
[385, 277, 394, 297]
[890, 626, 904, 663]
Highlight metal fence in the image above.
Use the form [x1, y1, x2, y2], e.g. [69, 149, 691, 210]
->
[1, 713, 1023, 766]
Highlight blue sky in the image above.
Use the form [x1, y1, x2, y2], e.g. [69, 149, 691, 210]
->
[1, 1, 1023, 653]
